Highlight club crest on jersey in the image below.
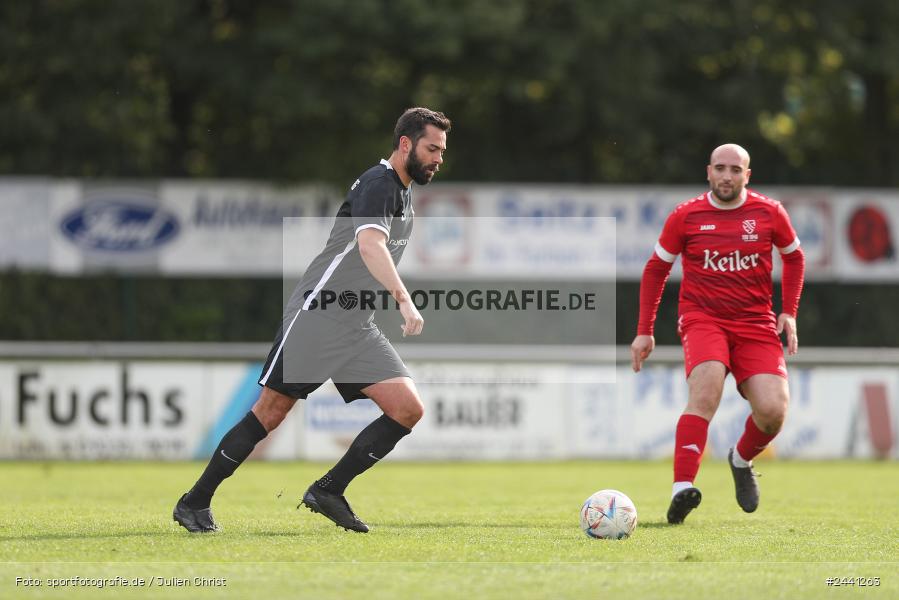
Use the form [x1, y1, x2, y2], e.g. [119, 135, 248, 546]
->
[741, 219, 758, 241]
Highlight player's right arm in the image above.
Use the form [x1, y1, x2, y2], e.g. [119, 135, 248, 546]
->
[631, 334, 656, 373]
[631, 255, 672, 372]
[631, 209, 684, 372]
[357, 228, 423, 337]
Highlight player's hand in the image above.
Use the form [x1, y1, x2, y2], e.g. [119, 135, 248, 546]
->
[399, 297, 424, 337]
[630, 334, 655, 372]
[777, 313, 798, 355]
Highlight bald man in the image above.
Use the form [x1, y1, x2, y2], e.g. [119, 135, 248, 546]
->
[631, 144, 805, 524]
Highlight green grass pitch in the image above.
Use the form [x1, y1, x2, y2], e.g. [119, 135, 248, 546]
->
[1, 460, 896, 599]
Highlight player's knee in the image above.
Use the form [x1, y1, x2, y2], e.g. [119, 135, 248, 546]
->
[404, 398, 425, 427]
[252, 389, 295, 432]
[392, 397, 424, 428]
[755, 402, 787, 435]
[687, 389, 721, 418]
[687, 383, 724, 416]
[252, 405, 287, 432]
[697, 395, 720, 415]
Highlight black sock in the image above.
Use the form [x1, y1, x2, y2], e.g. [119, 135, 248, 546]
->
[184, 411, 268, 509]
[316, 414, 411, 495]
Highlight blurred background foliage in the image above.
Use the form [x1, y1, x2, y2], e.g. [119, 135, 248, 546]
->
[1, 0, 898, 345]
[2, 0, 897, 185]
[5, 271, 898, 346]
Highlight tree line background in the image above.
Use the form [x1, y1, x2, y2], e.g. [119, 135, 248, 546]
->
[2, 0, 898, 345]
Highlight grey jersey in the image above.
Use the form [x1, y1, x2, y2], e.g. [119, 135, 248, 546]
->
[285, 159, 413, 329]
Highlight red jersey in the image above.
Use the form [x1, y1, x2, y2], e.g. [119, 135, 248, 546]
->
[655, 189, 800, 323]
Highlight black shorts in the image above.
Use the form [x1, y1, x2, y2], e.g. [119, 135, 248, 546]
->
[258, 310, 411, 402]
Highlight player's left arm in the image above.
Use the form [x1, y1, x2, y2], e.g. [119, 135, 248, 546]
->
[357, 228, 423, 337]
[352, 177, 422, 337]
[774, 203, 805, 355]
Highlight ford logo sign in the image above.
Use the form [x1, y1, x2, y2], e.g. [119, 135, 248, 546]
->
[61, 200, 179, 251]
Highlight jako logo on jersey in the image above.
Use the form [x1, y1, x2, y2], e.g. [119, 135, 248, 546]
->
[742, 219, 759, 242]
[351, 179, 361, 191]
[61, 200, 179, 251]
[703, 249, 760, 272]
[389, 239, 408, 246]
[700, 224, 716, 231]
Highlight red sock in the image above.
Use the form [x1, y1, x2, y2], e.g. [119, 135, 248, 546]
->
[673, 414, 709, 483]
[736, 414, 777, 461]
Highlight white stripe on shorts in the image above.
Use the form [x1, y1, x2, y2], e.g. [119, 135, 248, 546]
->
[259, 237, 358, 386]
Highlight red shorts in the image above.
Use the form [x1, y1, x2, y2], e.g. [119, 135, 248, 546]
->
[678, 311, 787, 386]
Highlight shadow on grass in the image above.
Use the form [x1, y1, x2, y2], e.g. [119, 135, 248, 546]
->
[635, 521, 678, 529]
[376, 521, 568, 529]
[0, 528, 323, 542]
[0, 531, 180, 543]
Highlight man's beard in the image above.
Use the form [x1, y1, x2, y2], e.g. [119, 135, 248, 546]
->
[713, 182, 740, 202]
[406, 147, 435, 185]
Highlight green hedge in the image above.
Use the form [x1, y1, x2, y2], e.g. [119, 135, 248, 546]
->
[1, 272, 894, 346]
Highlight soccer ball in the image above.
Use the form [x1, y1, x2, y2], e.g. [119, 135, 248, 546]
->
[580, 489, 638, 540]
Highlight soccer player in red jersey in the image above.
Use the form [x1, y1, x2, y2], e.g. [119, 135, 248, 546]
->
[630, 144, 805, 524]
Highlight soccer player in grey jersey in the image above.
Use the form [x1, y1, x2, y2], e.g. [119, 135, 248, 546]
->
[174, 107, 450, 533]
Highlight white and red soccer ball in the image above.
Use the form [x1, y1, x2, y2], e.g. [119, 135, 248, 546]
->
[580, 489, 638, 540]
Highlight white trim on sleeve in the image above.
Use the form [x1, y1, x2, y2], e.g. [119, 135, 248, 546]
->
[355, 223, 389, 238]
[778, 237, 801, 254]
[654, 242, 678, 263]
